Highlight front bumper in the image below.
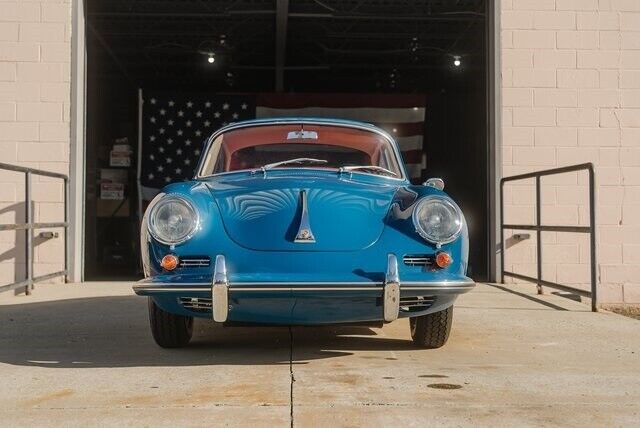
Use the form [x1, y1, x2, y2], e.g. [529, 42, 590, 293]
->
[133, 254, 475, 324]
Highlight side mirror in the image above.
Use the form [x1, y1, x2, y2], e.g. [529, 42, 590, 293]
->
[423, 177, 445, 190]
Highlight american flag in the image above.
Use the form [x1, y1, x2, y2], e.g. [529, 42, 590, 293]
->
[139, 91, 426, 201]
[139, 92, 255, 200]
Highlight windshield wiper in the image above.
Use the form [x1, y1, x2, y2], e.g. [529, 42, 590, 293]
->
[262, 158, 328, 170]
[340, 165, 398, 177]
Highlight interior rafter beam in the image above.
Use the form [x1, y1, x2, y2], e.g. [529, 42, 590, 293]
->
[275, 0, 289, 92]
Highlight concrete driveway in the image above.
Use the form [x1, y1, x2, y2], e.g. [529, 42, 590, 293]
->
[1, 282, 638, 427]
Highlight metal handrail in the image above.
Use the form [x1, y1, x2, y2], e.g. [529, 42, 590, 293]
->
[500, 163, 597, 312]
[0, 162, 70, 295]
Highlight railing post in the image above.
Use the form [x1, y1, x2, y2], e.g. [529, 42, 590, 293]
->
[499, 179, 505, 284]
[64, 178, 70, 283]
[535, 176, 542, 295]
[589, 165, 598, 312]
[25, 171, 33, 295]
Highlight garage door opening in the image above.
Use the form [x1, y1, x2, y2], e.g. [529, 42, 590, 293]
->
[84, 0, 491, 281]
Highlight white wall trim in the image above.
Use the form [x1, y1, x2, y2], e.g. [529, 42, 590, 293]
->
[69, 0, 86, 282]
[488, 0, 502, 282]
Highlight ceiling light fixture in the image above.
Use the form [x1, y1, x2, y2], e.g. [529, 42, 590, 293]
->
[207, 53, 215, 64]
[453, 55, 461, 67]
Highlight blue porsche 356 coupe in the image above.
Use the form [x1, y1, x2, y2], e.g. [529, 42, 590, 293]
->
[134, 118, 474, 348]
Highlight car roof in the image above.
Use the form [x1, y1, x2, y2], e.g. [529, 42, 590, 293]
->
[215, 117, 393, 139]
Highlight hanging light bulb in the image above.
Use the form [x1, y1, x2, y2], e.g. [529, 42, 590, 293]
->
[207, 53, 215, 64]
[453, 55, 461, 67]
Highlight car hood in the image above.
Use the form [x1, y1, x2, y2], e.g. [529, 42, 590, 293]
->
[205, 173, 399, 251]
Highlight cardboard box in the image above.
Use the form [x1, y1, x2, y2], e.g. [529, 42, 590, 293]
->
[100, 168, 128, 182]
[96, 199, 130, 217]
[110, 150, 131, 167]
[100, 182, 125, 200]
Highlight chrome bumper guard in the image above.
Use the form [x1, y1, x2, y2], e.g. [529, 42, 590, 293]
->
[133, 253, 476, 323]
[212, 255, 229, 323]
[384, 254, 401, 322]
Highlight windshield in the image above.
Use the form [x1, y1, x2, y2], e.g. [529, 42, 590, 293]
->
[198, 123, 403, 178]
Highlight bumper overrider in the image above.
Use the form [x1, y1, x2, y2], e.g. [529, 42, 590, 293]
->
[133, 254, 475, 323]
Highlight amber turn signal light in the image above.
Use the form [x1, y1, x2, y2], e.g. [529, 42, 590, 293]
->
[160, 254, 179, 271]
[435, 252, 452, 269]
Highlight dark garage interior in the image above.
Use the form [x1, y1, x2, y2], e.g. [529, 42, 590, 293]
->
[83, 0, 490, 281]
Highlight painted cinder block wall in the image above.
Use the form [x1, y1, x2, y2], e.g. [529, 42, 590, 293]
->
[0, 1, 71, 287]
[0, 1, 637, 304]
[501, 0, 640, 304]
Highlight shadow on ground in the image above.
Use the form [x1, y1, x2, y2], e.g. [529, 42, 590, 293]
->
[0, 295, 416, 369]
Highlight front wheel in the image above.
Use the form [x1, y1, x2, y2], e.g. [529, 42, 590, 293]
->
[409, 306, 453, 349]
[148, 298, 194, 348]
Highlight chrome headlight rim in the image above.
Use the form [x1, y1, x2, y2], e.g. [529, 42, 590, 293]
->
[412, 195, 463, 245]
[147, 194, 200, 246]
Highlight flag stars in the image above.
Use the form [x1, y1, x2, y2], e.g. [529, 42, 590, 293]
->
[144, 97, 255, 188]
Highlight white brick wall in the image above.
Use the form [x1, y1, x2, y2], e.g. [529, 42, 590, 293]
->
[502, 0, 640, 304]
[0, 1, 71, 289]
[0, 1, 637, 304]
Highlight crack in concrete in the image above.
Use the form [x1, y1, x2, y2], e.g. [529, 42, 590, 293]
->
[288, 326, 294, 428]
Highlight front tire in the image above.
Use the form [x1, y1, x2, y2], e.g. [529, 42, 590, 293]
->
[148, 298, 193, 348]
[409, 306, 453, 349]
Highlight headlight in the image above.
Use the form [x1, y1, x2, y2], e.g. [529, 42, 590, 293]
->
[412, 196, 463, 245]
[148, 195, 199, 245]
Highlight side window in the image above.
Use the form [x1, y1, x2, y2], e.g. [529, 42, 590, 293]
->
[199, 135, 223, 176]
[380, 147, 392, 170]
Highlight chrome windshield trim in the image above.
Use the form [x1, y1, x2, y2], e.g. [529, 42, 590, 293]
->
[194, 119, 408, 181]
